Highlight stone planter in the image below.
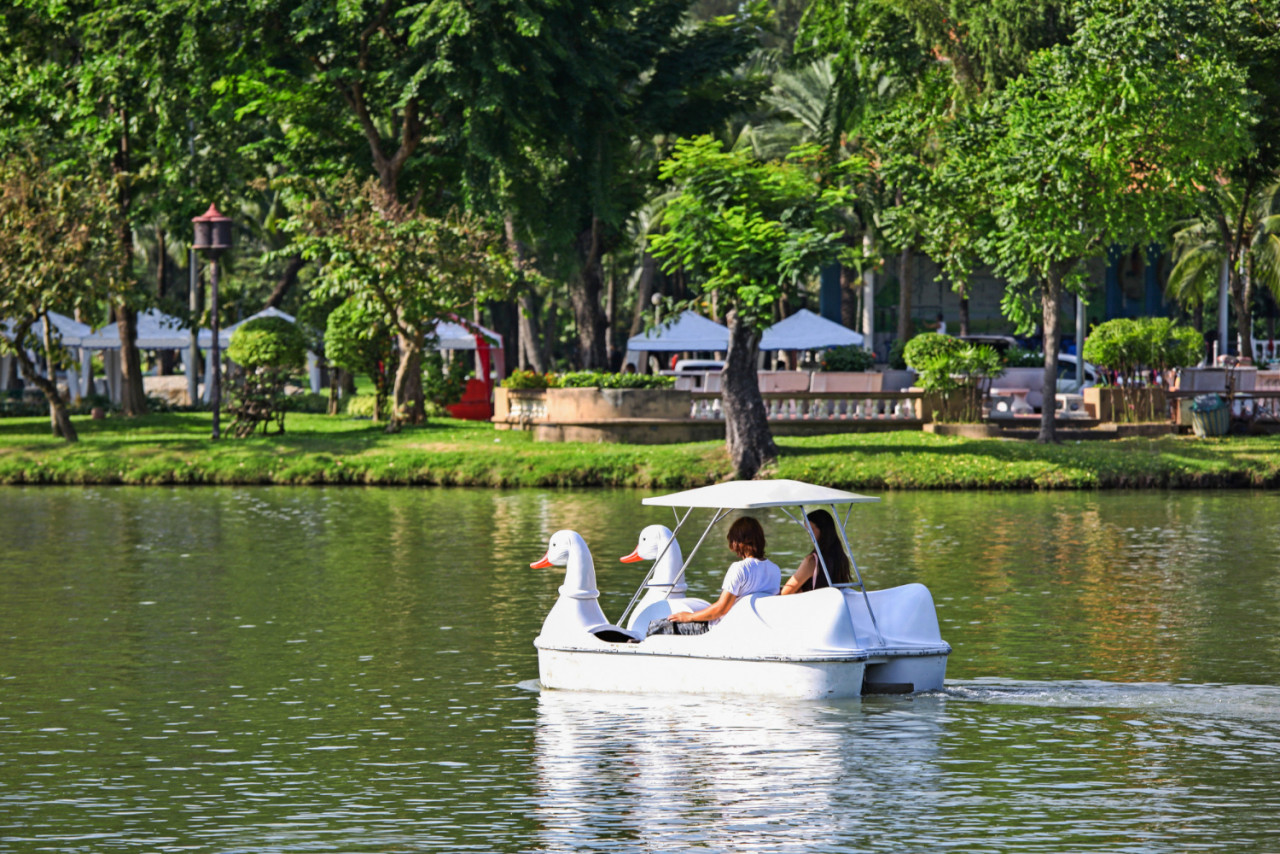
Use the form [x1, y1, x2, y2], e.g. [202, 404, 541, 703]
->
[544, 387, 692, 421]
[1083, 386, 1168, 422]
[492, 387, 547, 426]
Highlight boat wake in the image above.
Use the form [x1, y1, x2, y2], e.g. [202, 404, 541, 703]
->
[944, 677, 1280, 722]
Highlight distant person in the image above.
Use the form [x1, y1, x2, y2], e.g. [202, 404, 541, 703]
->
[648, 516, 780, 636]
[926, 313, 948, 335]
[781, 510, 851, 594]
[622, 362, 637, 374]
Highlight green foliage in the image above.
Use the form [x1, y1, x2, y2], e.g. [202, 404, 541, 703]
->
[820, 345, 876, 372]
[554, 372, 677, 389]
[650, 137, 864, 331]
[1083, 318, 1204, 385]
[1004, 348, 1045, 368]
[904, 333, 1003, 422]
[422, 352, 471, 408]
[325, 298, 394, 419]
[343, 394, 390, 420]
[227, 317, 307, 371]
[501, 371, 557, 390]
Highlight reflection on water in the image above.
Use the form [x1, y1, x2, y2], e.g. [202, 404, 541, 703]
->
[2, 487, 1280, 852]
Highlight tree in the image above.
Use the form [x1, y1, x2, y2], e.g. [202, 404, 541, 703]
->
[1168, 179, 1280, 357]
[0, 153, 120, 442]
[883, 0, 1252, 442]
[293, 178, 515, 430]
[325, 298, 394, 424]
[225, 316, 309, 437]
[650, 136, 861, 478]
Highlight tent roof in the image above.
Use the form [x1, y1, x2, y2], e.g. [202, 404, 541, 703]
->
[760, 309, 864, 351]
[429, 318, 502, 350]
[643, 479, 880, 509]
[1, 312, 93, 347]
[626, 310, 729, 352]
[198, 307, 295, 347]
[79, 309, 191, 350]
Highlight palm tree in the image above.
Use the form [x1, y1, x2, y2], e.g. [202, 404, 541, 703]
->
[1168, 177, 1280, 361]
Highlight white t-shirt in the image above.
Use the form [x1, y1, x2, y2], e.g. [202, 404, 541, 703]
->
[721, 556, 781, 599]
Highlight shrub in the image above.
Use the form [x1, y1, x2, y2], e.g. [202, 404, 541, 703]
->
[904, 333, 1003, 423]
[423, 351, 470, 407]
[325, 299, 393, 423]
[501, 370, 556, 390]
[1083, 317, 1203, 422]
[1004, 347, 1044, 368]
[226, 317, 309, 437]
[344, 393, 389, 419]
[556, 371, 676, 389]
[820, 345, 876, 372]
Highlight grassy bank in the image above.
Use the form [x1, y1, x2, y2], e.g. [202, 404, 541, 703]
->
[2, 412, 1279, 489]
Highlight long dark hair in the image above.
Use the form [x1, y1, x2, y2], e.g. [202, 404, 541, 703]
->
[806, 510, 850, 589]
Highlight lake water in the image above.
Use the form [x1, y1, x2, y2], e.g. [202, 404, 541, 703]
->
[2, 487, 1279, 853]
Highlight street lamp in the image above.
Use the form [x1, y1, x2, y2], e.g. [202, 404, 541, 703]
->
[192, 203, 232, 440]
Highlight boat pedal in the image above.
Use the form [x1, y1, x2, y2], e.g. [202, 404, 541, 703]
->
[863, 682, 914, 695]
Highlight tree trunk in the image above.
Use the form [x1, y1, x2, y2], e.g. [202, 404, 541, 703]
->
[605, 262, 618, 370]
[13, 319, 77, 442]
[265, 254, 305, 309]
[570, 219, 608, 369]
[840, 263, 860, 330]
[958, 284, 970, 337]
[115, 304, 148, 416]
[517, 292, 545, 373]
[630, 253, 658, 339]
[721, 310, 777, 480]
[391, 333, 425, 428]
[896, 246, 913, 345]
[1234, 259, 1254, 361]
[1038, 264, 1069, 444]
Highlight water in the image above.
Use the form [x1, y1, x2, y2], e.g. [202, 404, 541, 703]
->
[2, 487, 1279, 852]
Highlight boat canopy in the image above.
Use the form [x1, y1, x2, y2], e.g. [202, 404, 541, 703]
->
[643, 479, 879, 510]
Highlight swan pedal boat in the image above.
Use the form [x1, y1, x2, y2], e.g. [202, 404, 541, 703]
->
[531, 480, 951, 700]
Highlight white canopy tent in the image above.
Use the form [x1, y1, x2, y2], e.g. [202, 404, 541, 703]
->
[626, 311, 730, 352]
[0, 312, 94, 397]
[760, 309, 865, 351]
[76, 309, 193, 404]
[625, 310, 729, 371]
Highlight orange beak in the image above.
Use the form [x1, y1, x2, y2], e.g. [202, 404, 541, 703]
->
[530, 554, 554, 569]
[619, 548, 644, 563]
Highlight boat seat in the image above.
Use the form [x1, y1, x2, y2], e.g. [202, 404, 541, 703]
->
[589, 624, 642, 643]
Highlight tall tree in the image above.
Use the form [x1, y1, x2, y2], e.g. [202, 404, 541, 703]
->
[650, 136, 861, 478]
[889, 0, 1252, 442]
[0, 153, 121, 442]
[293, 179, 516, 430]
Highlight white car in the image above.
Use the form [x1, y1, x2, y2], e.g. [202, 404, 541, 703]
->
[671, 359, 725, 373]
[1056, 354, 1099, 388]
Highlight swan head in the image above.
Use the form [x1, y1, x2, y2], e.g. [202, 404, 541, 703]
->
[527, 527, 578, 568]
[620, 524, 674, 563]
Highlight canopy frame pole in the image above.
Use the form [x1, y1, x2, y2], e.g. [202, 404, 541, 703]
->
[663, 507, 732, 596]
[780, 506, 834, 589]
[832, 501, 885, 647]
[617, 506, 694, 627]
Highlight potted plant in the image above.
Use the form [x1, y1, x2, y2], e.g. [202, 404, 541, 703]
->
[904, 333, 1003, 423]
[1081, 318, 1201, 422]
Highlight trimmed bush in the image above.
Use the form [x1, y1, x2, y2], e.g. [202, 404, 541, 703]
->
[820, 345, 876, 372]
[226, 317, 309, 437]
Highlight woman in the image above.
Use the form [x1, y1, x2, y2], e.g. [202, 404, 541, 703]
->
[651, 516, 781, 636]
[780, 510, 851, 595]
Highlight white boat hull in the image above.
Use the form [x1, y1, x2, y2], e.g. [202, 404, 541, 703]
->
[537, 644, 870, 700]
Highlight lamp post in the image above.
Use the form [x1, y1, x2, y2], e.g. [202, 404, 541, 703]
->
[192, 203, 232, 440]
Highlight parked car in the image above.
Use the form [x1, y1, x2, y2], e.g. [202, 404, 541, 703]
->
[671, 359, 725, 373]
[956, 334, 1020, 355]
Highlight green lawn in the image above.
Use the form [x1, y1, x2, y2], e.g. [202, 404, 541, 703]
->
[1, 411, 1278, 489]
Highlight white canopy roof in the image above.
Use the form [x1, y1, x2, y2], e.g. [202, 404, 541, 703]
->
[198, 306, 295, 348]
[1, 311, 93, 347]
[430, 318, 502, 350]
[760, 309, 864, 351]
[644, 479, 879, 509]
[626, 310, 729, 352]
[79, 309, 191, 350]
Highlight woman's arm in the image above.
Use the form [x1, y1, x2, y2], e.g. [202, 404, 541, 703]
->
[780, 554, 816, 595]
[669, 590, 738, 622]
